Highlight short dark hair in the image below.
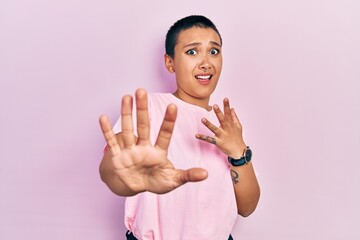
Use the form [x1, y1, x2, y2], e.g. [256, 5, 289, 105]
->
[165, 15, 222, 58]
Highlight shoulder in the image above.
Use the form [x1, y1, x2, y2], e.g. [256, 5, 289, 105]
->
[146, 93, 174, 117]
[148, 92, 172, 102]
[147, 93, 174, 109]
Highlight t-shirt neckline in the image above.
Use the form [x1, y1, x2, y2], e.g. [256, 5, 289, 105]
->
[166, 93, 213, 113]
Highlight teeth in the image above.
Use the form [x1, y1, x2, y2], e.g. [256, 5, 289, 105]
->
[196, 75, 211, 79]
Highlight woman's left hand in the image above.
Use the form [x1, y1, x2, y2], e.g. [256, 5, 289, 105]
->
[196, 98, 247, 159]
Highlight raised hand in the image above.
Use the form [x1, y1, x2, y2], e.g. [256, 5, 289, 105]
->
[195, 98, 247, 159]
[99, 89, 208, 196]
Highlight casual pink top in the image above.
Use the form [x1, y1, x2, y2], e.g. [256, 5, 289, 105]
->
[113, 93, 237, 240]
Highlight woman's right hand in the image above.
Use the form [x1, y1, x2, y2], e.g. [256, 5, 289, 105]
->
[99, 89, 208, 196]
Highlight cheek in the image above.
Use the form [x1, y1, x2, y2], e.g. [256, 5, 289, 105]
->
[177, 60, 195, 74]
[214, 58, 223, 72]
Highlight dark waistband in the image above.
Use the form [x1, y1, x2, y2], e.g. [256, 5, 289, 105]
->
[126, 231, 138, 240]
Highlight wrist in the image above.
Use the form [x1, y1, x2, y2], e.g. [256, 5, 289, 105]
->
[228, 146, 252, 167]
[228, 144, 247, 159]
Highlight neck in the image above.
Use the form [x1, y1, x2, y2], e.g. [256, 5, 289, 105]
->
[173, 91, 212, 111]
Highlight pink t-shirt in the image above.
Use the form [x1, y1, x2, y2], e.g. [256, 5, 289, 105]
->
[113, 93, 237, 240]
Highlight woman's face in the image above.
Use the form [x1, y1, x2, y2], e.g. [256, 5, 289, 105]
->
[165, 26, 223, 108]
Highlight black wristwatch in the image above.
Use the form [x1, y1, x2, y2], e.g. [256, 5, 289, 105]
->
[228, 146, 252, 167]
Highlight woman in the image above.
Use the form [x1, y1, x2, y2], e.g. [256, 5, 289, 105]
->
[99, 15, 260, 240]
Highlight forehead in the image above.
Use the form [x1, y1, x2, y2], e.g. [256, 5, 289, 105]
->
[176, 27, 221, 46]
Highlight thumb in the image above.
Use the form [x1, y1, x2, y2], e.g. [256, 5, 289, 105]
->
[179, 168, 208, 183]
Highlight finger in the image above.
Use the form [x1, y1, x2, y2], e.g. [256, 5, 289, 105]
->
[231, 108, 242, 128]
[121, 95, 136, 148]
[223, 98, 232, 121]
[195, 134, 218, 145]
[179, 168, 208, 183]
[155, 104, 177, 150]
[135, 89, 150, 145]
[201, 118, 220, 135]
[213, 104, 226, 127]
[99, 115, 121, 154]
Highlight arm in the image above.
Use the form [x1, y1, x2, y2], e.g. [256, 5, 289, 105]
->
[196, 99, 260, 217]
[230, 159, 260, 217]
[99, 89, 208, 196]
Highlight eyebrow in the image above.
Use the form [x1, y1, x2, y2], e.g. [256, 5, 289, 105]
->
[183, 41, 222, 48]
[210, 41, 222, 47]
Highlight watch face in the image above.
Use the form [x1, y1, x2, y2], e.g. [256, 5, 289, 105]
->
[245, 148, 252, 162]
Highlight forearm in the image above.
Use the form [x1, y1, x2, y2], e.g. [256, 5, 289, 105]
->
[231, 162, 260, 217]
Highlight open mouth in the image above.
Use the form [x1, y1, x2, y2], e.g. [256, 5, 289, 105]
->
[195, 75, 212, 80]
[195, 74, 212, 85]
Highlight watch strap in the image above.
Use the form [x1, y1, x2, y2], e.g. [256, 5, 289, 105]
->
[227, 146, 252, 167]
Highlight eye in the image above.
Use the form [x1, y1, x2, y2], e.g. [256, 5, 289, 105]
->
[210, 48, 220, 55]
[186, 49, 197, 55]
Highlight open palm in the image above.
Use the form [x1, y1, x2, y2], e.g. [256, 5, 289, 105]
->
[99, 89, 208, 196]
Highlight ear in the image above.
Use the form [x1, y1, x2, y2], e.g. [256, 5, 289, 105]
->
[164, 54, 175, 73]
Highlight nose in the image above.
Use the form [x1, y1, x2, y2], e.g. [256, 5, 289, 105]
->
[198, 55, 211, 72]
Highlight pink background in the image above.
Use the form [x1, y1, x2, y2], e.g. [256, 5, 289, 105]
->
[1, 0, 359, 239]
